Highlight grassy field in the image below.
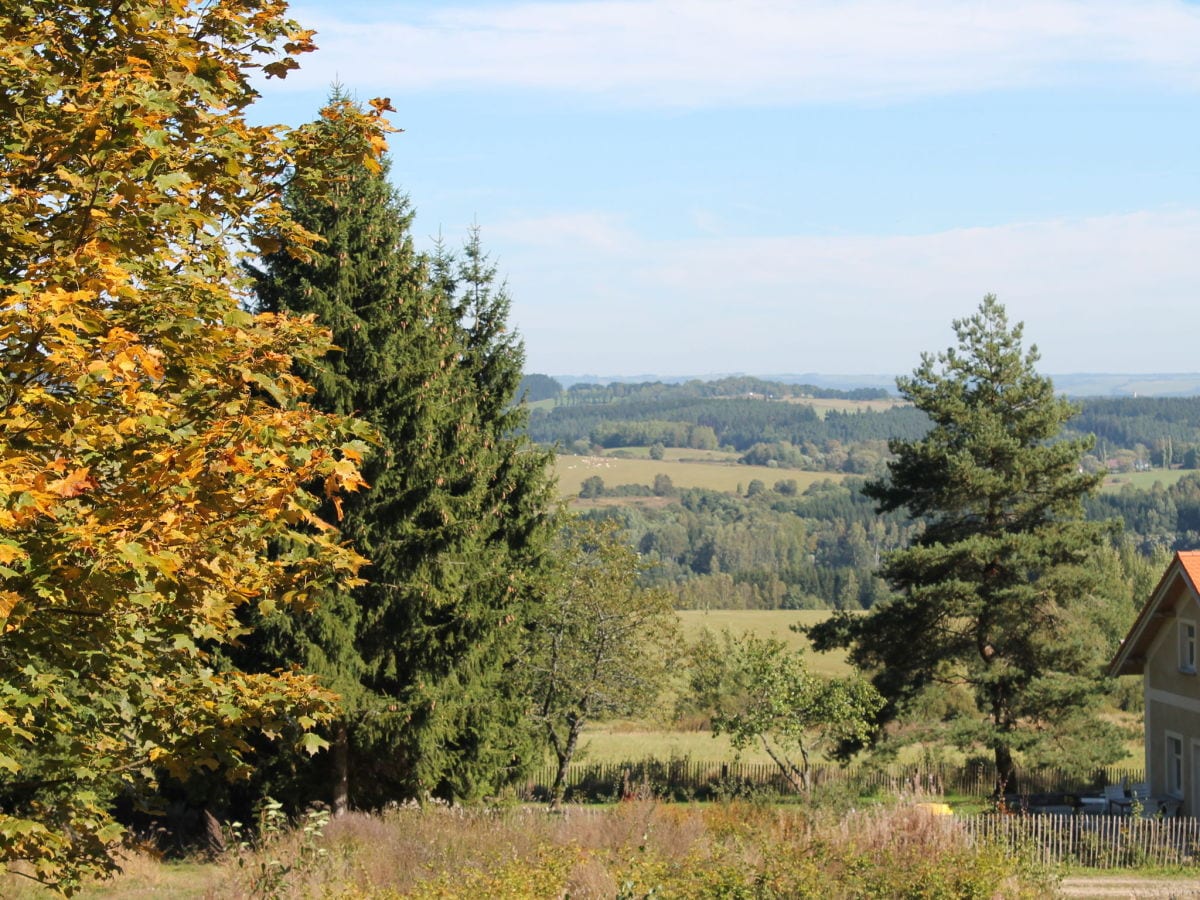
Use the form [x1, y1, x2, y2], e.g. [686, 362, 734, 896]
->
[570, 722, 769, 765]
[677, 609, 853, 677]
[577, 610, 854, 767]
[783, 397, 907, 417]
[1101, 468, 1196, 493]
[554, 455, 845, 498]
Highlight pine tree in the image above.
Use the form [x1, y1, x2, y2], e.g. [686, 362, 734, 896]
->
[248, 100, 556, 806]
[810, 296, 1126, 792]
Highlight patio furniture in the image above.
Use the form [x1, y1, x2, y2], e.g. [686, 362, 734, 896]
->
[1156, 797, 1183, 818]
[1103, 783, 1130, 814]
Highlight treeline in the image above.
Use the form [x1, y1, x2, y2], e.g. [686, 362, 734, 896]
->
[584, 479, 918, 610]
[529, 396, 929, 455]
[572, 470, 1199, 613]
[558, 376, 891, 404]
[1069, 397, 1200, 466]
[1086, 473, 1200, 551]
[530, 384, 1200, 473]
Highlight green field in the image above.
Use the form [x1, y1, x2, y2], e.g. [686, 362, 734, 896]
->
[677, 609, 853, 677]
[574, 610, 854, 766]
[1101, 468, 1196, 493]
[554, 455, 845, 498]
[785, 397, 907, 418]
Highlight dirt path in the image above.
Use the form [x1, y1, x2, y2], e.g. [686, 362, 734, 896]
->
[1059, 875, 1200, 897]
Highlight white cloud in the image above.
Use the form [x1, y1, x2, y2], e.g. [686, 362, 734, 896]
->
[286, 0, 1200, 105]
[488, 212, 636, 253]
[494, 208, 1200, 374]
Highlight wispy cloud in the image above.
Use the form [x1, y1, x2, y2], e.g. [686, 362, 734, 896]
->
[287, 0, 1200, 105]
[493, 208, 1200, 373]
[488, 212, 636, 253]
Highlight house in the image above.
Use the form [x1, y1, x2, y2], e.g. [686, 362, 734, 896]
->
[1109, 551, 1200, 815]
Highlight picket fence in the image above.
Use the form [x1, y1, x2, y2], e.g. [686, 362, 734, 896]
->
[524, 758, 1147, 803]
[960, 813, 1200, 868]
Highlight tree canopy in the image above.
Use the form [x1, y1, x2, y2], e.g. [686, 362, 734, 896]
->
[690, 629, 881, 792]
[0, 2, 388, 887]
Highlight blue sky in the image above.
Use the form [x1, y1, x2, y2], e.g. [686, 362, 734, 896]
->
[252, 0, 1200, 377]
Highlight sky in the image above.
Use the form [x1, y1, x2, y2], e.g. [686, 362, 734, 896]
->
[250, 0, 1200, 378]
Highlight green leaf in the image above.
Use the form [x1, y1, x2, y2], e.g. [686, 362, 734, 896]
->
[300, 732, 328, 755]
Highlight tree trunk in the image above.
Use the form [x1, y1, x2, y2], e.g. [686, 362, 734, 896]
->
[550, 718, 583, 808]
[332, 722, 350, 817]
[994, 743, 1016, 799]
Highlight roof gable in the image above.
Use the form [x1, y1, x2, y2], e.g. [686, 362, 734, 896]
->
[1109, 551, 1200, 676]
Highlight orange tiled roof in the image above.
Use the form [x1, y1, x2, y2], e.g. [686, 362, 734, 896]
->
[1108, 550, 1200, 676]
[1180, 551, 1200, 592]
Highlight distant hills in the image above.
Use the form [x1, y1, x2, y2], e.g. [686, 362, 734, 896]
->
[551, 373, 1200, 398]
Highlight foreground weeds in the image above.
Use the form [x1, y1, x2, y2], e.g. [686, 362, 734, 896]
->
[289, 800, 1058, 898]
[8, 800, 1059, 898]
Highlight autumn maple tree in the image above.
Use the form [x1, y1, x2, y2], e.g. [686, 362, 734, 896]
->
[0, 1, 391, 888]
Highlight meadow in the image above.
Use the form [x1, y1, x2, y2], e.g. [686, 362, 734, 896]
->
[574, 610, 853, 768]
[1101, 468, 1196, 493]
[676, 609, 852, 677]
[554, 454, 845, 497]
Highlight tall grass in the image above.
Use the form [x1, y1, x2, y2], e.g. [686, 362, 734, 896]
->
[45, 799, 1057, 898]
[295, 801, 1057, 898]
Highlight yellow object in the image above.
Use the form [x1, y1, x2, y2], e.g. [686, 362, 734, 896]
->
[915, 802, 953, 816]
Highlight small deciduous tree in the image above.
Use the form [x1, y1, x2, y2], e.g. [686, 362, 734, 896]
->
[689, 630, 881, 792]
[526, 519, 679, 805]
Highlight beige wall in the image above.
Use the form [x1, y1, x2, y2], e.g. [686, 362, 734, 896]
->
[1144, 577, 1200, 813]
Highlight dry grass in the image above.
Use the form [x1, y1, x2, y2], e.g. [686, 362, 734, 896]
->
[554, 455, 844, 497]
[782, 397, 908, 417]
[1, 852, 223, 899]
[55, 800, 1051, 898]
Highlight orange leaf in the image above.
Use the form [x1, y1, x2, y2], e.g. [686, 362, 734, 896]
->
[49, 467, 98, 498]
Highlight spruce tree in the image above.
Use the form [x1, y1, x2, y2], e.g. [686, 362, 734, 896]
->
[354, 228, 557, 801]
[248, 94, 556, 806]
[810, 296, 1125, 792]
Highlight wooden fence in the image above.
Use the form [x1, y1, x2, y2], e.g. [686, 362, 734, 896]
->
[961, 813, 1200, 868]
[523, 758, 1148, 803]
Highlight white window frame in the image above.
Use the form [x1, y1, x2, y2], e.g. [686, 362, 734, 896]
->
[1167, 731, 1185, 798]
[1180, 620, 1197, 674]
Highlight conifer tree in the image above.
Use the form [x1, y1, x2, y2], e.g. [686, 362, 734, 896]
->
[810, 296, 1125, 792]
[249, 100, 556, 806]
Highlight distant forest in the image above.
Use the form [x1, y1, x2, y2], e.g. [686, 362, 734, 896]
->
[526, 376, 1200, 472]
[520, 375, 1200, 611]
